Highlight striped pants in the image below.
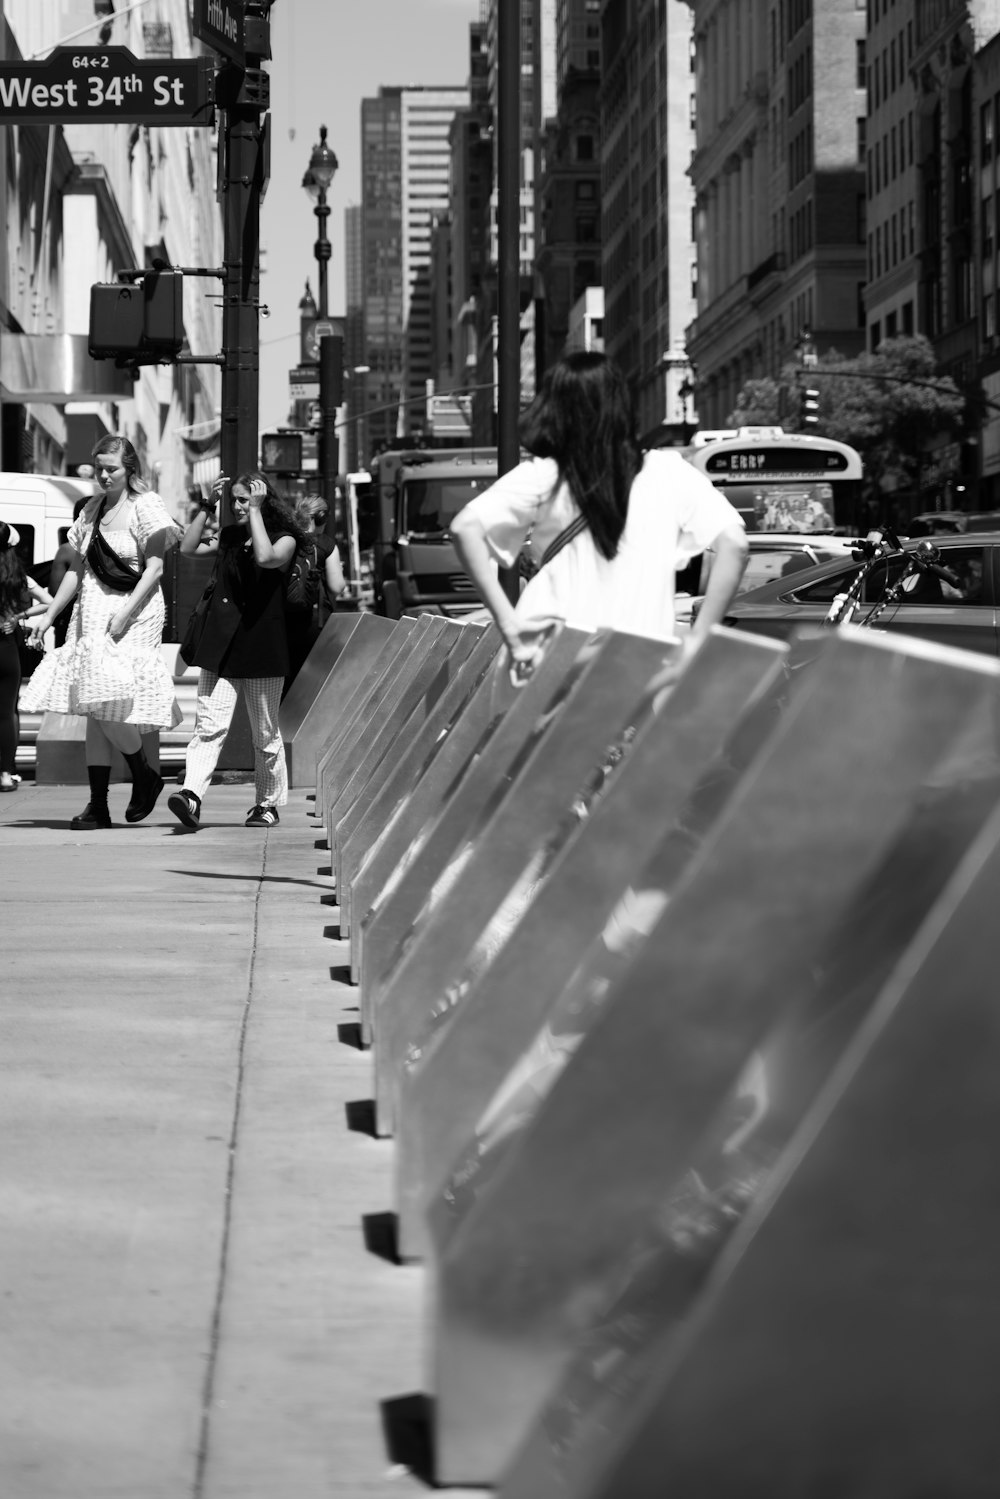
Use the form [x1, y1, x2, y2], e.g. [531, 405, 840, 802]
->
[181, 671, 287, 807]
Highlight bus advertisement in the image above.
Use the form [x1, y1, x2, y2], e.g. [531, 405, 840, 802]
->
[683, 428, 864, 534]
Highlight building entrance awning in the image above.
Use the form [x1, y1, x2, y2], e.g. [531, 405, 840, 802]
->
[1, 334, 134, 403]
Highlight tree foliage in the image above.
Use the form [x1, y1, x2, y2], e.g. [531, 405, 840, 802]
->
[726, 336, 967, 497]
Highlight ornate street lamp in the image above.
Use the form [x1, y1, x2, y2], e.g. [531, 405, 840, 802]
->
[302, 124, 339, 320]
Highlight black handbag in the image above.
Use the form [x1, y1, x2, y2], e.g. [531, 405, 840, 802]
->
[179, 578, 216, 666]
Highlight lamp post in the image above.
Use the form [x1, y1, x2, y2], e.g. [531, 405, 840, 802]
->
[302, 124, 338, 319]
[302, 125, 342, 551]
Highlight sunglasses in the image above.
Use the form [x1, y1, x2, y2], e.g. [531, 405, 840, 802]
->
[313, 512, 328, 522]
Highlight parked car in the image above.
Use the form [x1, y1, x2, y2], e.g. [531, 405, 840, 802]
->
[904, 510, 1000, 538]
[676, 533, 860, 629]
[717, 532, 999, 656]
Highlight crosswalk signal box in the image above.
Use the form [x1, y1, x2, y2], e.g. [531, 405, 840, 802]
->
[89, 273, 185, 361]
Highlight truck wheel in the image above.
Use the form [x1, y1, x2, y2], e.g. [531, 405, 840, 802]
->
[380, 580, 402, 619]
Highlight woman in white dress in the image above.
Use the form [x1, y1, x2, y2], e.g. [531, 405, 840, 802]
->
[450, 352, 749, 683]
[23, 436, 182, 828]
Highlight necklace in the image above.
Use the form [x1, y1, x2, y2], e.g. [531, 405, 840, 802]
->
[99, 494, 128, 527]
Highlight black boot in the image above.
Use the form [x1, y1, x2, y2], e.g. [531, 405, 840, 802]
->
[123, 747, 164, 824]
[71, 765, 113, 829]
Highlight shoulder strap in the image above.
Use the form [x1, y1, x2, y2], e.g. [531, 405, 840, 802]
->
[539, 512, 589, 571]
[86, 498, 144, 594]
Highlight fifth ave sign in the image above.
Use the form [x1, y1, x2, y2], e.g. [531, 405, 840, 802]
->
[192, 0, 246, 67]
[0, 48, 214, 125]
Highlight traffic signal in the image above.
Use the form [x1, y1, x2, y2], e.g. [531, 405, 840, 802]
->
[801, 387, 820, 427]
[89, 272, 184, 362]
[261, 431, 304, 473]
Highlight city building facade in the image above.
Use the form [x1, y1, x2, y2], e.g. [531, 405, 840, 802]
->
[684, 0, 867, 431]
[600, 0, 698, 445]
[0, 0, 222, 510]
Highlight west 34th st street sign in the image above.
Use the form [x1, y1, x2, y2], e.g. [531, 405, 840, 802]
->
[0, 48, 215, 126]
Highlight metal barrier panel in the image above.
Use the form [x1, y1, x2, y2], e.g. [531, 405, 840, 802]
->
[278, 612, 396, 788]
[339, 628, 502, 954]
[395, 629, 790, 1261]
[322, 616, 458, 879]
[500, 760, 1000, 1499]
[328, 618, 472, 865]
[319, 615, 440, 825]
[372, 631, 675, 1138]
[357, 626, 592, 1044]
[516, 795, 1000, 1499]
[314, 615, 420, 821]
[427, 630, 1000, 1485]
[351, 637, 522, 1020]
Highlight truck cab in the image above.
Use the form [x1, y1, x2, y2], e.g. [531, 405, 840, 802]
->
[365, 447, 497, 617]
[0, 471, 94, 575]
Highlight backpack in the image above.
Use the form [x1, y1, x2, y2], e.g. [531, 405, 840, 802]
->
[286, 542, 322, 613]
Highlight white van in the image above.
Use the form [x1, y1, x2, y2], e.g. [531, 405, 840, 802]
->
[0, 471, 94, 574]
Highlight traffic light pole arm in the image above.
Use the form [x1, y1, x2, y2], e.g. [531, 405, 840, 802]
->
[332, 382, 511, 434]
[801, 367, 1000, 416]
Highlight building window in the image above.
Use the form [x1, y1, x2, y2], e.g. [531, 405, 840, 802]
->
[576, 135, 594, 161]
[986, 294, 996, 340]
[856, 39, 866, 90]
[870, 319, 881, 350]
[857, 117, 866, 165]
[983, 195, 995, 260]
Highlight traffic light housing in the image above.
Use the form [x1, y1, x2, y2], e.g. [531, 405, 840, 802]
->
[261, 431, 304, 473]
[88, 272, 185, 363]
[801, 386, 820, 427]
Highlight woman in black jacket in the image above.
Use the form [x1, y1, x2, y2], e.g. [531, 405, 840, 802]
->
[168, 473, 308, 830]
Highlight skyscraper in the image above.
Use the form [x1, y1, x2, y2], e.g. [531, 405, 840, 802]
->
[360, 84, 467, 451]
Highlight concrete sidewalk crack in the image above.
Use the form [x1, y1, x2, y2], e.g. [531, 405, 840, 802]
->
[191, 833, 271, 1499]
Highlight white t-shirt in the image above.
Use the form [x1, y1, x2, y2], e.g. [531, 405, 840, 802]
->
[460, 449, 744, 641]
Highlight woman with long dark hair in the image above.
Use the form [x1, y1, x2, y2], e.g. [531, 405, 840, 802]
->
[23, 437, 181, 824]
[0, 523, 53, 792]
[168, 472, 309, 830]
[451, 351, 749, 681]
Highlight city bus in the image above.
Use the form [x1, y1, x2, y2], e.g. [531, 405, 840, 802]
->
[683, 427, 865, 535]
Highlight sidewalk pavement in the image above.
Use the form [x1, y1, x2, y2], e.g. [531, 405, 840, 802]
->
[0, 781, 478, 1499]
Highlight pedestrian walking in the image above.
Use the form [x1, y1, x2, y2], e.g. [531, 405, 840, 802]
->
[0, 522, 54, 792]
[22, 438, 181, 826]
[283, 493, 346, 692]
[450, 351, 749, 684]
[168, 472, 308, 831]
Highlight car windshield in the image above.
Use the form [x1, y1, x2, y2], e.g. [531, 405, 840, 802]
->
[402, 477, 492, 535]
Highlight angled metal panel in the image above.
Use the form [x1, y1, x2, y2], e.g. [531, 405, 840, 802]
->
[428, 630, 1000, 1485]
[396, 628, 790, 1261]
[281, 611, 395, 788]
[357, 626, 593, 1046]
[373, 631, 676, 1137]
[501, 770, 1000, 1499]
[339, 627, 502, 950]
[520, 796, 1000, 1499]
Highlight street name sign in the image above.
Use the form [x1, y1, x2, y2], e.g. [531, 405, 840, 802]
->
[289, 364, 320, 400]
[0, 48, 214, 126]
[192, 0, 246, 67]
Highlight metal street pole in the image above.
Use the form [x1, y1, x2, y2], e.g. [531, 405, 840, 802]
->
[215, 10, 270, 518]
[497, 0, 522, 603]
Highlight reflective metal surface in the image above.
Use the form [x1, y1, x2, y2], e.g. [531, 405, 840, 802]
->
[328, 619, 471, 869]
[396, 630, 790, 1262]
[339, 628, 501, 956]
[314, 616, 419, 819]
[279, 612, 395, 787]
[357, 626, 591, 1058]
[500, 765, 1000, 1499]
[428, 630, 1000, 1486]
[372, 632, 674, 1140]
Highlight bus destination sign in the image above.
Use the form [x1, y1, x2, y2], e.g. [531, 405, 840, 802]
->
[0, 48, 214, 126]
[705, 446, 850, 478]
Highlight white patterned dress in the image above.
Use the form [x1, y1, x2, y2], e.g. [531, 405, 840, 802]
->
[21, 492, 183, 731]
